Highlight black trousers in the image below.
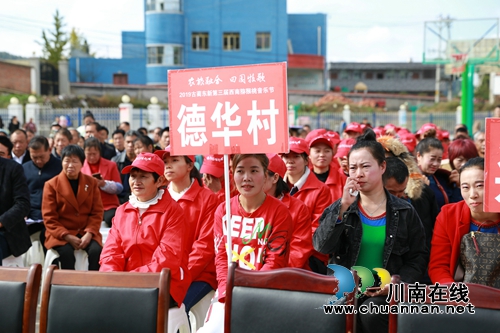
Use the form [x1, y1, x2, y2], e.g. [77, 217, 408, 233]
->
[357, 295, 389, 333]
[52, 238, 102, 270]
[103, 208, 117, 227]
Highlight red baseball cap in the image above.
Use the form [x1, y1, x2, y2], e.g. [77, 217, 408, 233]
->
[344, 122, 363, 134]
[309, 134, 334, 149]
[397, 128, 410, 136]
[437, 130, 450, 141]
[200, 154, 225, 178]
[334, 139, 356, 158]
[399, 133, 417, 152]
[122, 153, 165, 176]
[287, 137, 309, 155]
[324, 131, 341, 144]
[417, 123, 437, 136]
[305, 129, 327, 144]
[373, 127, 385, 138]
[154, 145, 195, 163]
[384, 123, 400, 134]
[266, 153, 286, 178]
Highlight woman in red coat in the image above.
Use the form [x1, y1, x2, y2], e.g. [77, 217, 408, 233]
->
[99, 153, 191, 307]
[263, 154, 313, 269]
[281, 137, 331, 274]
[429, 157, 500, 284]
[81, 137, 122, 226]
[308, 133, 346, 203]
[155, 146, 219, 313]
[42, 145, 103, 270]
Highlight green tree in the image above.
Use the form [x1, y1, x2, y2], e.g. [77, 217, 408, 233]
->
[70, 28, 94, 56]
[475, 74, 490, 101]
[39, 10, 68, 66]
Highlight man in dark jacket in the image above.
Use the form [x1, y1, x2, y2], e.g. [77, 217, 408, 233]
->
[112, 130, 139, 204]
[23, 136, 62, 251]
[383, 157, 438, 283]
[0, 156, 31, 264]
[85, 122, 116, 160]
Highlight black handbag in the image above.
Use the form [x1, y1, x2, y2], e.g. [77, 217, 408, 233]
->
[460, 231, 500, 288]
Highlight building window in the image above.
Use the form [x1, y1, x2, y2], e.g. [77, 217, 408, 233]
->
[192, 32, 209, 50]
[147, 45, 183, 65]
[113, 73, 128, 85]
[148, 46, 164, 64]
[256, 32, 271, 51]
[146, 0, 156, 11]
[146, 0, 181, 12]
[330, 72, 338, 80]
[365, 72, 373, 79]
[423, 70, 435, 79]
[399, 71, 408, 79]
[223, 33, 240, 51]
[376, 73, 384, 79]
[339, 70, 350, 80]
[353, 71, 361, 80]
[411, 72, 420, 79]
[386, 71, 395, 79]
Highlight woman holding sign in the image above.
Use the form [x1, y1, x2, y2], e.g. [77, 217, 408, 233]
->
[313, 129, 427, 333]
[200, 153, 293, 333]
[154, 146, 219, 314]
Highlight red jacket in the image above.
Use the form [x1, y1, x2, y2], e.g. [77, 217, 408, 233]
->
[310, 165, 347, 204]
[429, 200, 471, 284]
[214, 195, 292, 301]
[175, 180, 219, 290]
[281, 193, 313, 269]
[291, 171, 332, 264]
[99, 191, 191, 305]
[82, 158, 121, 211]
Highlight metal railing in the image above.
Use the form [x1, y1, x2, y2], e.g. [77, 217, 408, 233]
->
[0, 106, 491, 137]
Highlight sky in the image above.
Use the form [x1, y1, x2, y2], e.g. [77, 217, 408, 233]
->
[1, 0, 499, 63]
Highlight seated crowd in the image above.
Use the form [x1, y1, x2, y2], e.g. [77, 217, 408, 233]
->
[0, 111, 498, 333]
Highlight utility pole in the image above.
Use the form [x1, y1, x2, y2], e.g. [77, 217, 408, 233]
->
[435, 16, 443, 103]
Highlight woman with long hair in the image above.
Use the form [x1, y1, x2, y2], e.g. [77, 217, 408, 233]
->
[416, 137, 462, 211]
[200, 154, 292, 333]
[314, 129, 427, 333]
[429, 157, 500, 287]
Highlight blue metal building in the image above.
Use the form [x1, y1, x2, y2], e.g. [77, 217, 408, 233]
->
[69, 0, 326, 90]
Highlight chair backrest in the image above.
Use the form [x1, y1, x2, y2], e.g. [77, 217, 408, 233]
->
[0, 263, 42, 333]
[389, 275, 500, 333]
[224, 262, 356, 333]
[39, 265, 170, 333]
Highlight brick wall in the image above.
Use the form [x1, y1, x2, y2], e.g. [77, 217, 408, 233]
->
[0, 61, 31, 93]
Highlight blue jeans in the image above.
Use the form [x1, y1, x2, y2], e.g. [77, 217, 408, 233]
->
[183, 281, 214, 313]
[0, 230, 12, 265]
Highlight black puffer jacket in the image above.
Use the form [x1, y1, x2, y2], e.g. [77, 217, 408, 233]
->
[313, 189, 428, 283]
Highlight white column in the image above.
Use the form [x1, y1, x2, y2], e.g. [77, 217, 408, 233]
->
[25, 95, 40, 132]
[148, 97, 161, 131]
[342, 105, 351, 125]
[456, 106, 462, 125]
[398, 104, 407, 128]
[119, 95, 133, 125]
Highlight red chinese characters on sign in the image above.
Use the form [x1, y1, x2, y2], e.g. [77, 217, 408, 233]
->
[168, 62, 289, 155]
[484, 118, 500, 212]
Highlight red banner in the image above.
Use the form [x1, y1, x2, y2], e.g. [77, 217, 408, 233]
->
[168, 62, 289, 156]
[484, 118, 500, 212]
